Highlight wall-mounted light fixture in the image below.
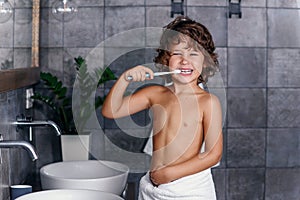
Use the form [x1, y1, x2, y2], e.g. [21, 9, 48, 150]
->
[171, 0, 184, 18]
[0, 0, 13, 23]
[52, 0, 78, 22]
[228, 0, 242, 18]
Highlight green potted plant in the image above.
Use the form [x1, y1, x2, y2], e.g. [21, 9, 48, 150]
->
[32, 56, 117, 160]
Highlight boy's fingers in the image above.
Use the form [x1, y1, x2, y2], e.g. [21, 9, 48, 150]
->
[144, 69, 154, 79]
[125, 66, 154, 81]
[140, 70, 145, 80]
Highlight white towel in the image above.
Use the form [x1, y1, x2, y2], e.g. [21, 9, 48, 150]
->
[138, 168, 217, 200]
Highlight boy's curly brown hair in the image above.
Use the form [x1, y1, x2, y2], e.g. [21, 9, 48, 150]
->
[154, 16, 219, 84]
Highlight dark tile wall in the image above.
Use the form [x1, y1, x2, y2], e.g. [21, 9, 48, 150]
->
[1, 0, 300, 200]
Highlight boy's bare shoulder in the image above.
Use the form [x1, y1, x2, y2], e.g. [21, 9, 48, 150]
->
[198, 91, 220, 107]
[141, 84, 169, 93]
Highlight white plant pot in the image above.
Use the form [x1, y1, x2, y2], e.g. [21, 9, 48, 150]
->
[61, 134, 90, 161]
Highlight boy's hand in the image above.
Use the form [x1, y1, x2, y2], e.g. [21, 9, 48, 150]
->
[150, 167, 173, 186]
[124, 65, 154, 82]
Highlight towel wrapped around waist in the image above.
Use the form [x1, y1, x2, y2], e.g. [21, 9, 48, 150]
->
[138, 168, 216, 200]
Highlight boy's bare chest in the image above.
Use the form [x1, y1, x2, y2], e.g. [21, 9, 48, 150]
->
[152, 94, 203, 134]
[164, 93, 202, 115]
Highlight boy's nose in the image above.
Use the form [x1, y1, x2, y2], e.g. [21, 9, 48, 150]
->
[181, 56, 189, 64]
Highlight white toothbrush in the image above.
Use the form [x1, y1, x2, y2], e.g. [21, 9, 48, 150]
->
[127, 70, 181, 81]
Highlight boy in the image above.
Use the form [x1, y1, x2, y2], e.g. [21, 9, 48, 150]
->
[102, 16, 223, 199]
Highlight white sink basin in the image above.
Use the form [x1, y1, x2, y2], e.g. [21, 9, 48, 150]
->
[40, 160, 129, 196]
[16, 189, 124, 200]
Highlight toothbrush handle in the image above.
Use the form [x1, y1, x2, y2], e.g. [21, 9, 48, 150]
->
[127, 73, 150, 81]
[126, 70, 179, 81]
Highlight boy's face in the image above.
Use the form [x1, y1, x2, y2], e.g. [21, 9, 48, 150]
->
[168, 40, 205, 85]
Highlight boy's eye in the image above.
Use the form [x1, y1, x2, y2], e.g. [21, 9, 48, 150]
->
[172, 52, 182, 55]
[190, 53, 199, 56]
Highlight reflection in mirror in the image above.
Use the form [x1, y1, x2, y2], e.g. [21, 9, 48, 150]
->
[0, 0, 13, 23]
[0, 0, 40, 93]
[51, 0, 78, 22]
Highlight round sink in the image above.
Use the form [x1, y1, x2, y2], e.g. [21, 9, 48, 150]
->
[16, 189, 124, 200]
[40, 160, 129, 196]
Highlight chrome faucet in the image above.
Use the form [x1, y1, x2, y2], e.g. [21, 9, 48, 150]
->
[0, 135, 38, 161]
[12, 115, 62, 136]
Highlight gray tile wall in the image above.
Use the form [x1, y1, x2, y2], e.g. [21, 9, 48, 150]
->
[1, 0, 299, 200]
[0, 1, 32, 70]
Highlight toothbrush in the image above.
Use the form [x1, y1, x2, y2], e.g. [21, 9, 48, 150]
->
[127, 70, 181, 81]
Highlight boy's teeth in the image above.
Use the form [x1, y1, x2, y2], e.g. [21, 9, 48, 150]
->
[180, 69, 193, 74]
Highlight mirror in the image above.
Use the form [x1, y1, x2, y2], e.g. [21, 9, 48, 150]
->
[0, 0, 40, 93]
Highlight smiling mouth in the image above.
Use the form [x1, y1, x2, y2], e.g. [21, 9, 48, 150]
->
[180, 69, 193, 75]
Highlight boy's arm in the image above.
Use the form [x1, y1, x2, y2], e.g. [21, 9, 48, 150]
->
[102, 65, 154, 119]
[150, 94, 223, 185]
